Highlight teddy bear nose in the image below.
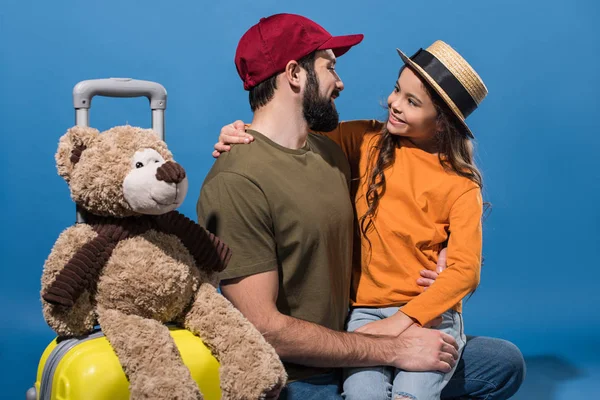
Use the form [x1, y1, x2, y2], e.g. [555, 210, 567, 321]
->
[156, 161, 186, 184]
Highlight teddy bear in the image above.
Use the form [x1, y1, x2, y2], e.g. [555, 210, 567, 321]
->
[40, 125, 286, 400]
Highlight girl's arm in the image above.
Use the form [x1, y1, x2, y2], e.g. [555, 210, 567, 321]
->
[213, 120, 384, 167]
[361, 189, 482, 334]
[313, 120, 383, 164]
[398, 187, 484, 327]
[386, 188, 483, 326]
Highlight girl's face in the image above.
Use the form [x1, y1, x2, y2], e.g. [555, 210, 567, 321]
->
[386, 67, 438, 144]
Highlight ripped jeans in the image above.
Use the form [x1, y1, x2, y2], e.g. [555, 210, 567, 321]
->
[343, 306, 466, 400]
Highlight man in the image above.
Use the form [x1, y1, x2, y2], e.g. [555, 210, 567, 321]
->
[198, 13, 524, 399]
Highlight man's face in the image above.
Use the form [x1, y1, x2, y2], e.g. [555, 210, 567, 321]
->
[302, 50, 344, 132]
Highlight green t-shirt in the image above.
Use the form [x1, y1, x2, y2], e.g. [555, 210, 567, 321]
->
[197, 130, 354, 381]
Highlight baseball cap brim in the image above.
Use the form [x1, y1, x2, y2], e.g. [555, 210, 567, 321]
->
[317, 34, 364, 57]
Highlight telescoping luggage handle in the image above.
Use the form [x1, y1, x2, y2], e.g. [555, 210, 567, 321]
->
[73, 78, 167, 140]
[72, 78, 167, 223]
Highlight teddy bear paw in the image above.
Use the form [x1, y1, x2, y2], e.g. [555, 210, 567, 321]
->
[130, 374, 202, 400]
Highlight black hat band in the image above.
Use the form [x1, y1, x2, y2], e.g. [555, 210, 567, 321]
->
[411, 49, 478, 118]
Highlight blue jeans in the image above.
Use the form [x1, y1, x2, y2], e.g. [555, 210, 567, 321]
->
[280, 337, 525, 400]
[343, 307, 467, 400]
[279, 371, 342, 400]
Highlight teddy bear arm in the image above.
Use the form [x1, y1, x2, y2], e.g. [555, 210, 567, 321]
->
[183, 283, 287, 400]
[42, 233, 115, 307]
[41, 224, 101, 336]
[96, 307, 202, 400]
[156, 211, 232, 273]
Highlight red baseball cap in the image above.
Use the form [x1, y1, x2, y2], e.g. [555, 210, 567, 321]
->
[235, 13, 364, 90]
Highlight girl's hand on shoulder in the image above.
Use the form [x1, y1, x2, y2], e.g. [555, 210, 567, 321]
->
[212, 120, 255, 158]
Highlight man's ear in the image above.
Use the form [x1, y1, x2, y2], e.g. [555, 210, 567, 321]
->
[283, 60, 303, 91]
[55, 126, 99, 183]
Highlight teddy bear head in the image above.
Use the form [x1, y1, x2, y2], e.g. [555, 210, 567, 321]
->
[56, 125, 188, 217]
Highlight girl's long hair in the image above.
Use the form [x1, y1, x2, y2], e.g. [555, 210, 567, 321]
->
[359, 66, 486, 240]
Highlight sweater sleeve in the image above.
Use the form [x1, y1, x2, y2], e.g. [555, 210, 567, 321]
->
[314, 120, 383, 167]
[400, 187, 483, 326]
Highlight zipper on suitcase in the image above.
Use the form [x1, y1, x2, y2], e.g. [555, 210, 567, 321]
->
[39, 330, 105, 400]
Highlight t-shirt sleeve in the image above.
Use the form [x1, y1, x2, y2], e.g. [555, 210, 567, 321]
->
[400, 187, 483, 326]
[197, 172, 278, 281]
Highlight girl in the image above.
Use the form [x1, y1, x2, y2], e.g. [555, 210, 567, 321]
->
[216, 40, 487, 400]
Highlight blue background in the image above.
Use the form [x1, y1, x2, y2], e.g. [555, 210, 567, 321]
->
[1, 0, 598, 398]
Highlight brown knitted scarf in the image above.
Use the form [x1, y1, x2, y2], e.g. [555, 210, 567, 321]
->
[42, 211, 232, 307]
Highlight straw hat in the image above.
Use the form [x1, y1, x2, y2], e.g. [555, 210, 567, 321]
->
[397, 40, 487, 138]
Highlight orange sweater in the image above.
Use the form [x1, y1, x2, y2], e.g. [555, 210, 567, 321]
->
[322, 120, 482, 326]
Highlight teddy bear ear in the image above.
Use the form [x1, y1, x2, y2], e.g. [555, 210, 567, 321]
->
[55, 126, 100, 182]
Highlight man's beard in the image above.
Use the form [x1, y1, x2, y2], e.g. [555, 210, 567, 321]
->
[302, 70, 340, 132]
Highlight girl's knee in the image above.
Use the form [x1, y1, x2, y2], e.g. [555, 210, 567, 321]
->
[343, 375, 391, 399]
[343, 384, 390, 400]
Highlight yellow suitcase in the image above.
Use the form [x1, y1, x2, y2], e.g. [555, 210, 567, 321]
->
[27, 327, 221, 400]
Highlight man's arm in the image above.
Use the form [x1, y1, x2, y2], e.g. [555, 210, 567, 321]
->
[221, 269, 459, 373]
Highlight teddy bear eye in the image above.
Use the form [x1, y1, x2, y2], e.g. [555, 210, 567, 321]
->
[135, 162, 144, 168]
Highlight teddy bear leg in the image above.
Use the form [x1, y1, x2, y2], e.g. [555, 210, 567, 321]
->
[97, 307, 203, 400]
[182, 283, 286, 400]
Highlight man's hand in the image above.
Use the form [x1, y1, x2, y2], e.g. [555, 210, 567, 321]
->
[416, 247, 448, 290]
[412, 247, 448, 328]
[212, 120, 255, 158]
[390, 324, 459, 373]
[353, 308, 458, 372]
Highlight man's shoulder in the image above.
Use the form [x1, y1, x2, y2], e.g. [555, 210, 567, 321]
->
[204, 142, 265, 180]
[308, 132, 345, 156]
[198, 147, 268, 223]
[308, 131, 338, 147]
[307, 132, 350, 169]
